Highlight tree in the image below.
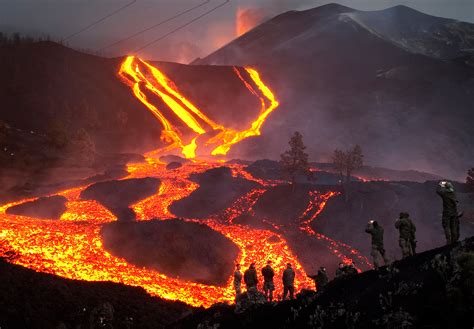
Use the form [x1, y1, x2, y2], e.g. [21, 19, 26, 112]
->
[71, 128, 96, 166]
[0, 120, 7, 145]
[332, 145, 364, 200]
[48, 120, 69, 149]
[467, 168, 474, 191]
[280, 131, 312, 187]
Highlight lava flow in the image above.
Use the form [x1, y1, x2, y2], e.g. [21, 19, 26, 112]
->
[0, 57, 369, 308]
[118, 56, 279, 158]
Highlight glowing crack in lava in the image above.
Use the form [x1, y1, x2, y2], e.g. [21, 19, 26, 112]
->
[0, 58, 370, 307]
[118, 56, 279, 158]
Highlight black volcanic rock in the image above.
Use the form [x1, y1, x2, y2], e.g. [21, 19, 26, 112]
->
[245, 159, 345, 185]
[247, 184, 312, 225]
[166, 161, 183, 170]
[0, 258, 191, 329]
[170, 167, 260, 218]
[5, 195, 67, 219]
[171, 237, 474, 329]
[159, 155, 190, 164]
[100, 219, 239, 286]
[80, 178, 160, 221]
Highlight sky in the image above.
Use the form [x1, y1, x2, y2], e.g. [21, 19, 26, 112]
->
[1, 0, 473, 62]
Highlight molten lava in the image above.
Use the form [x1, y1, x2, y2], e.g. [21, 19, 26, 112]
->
[118, 56, 279, 159]
[0, 57, 370, 308]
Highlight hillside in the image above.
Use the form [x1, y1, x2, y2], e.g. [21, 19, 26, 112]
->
[0, 41, 260, 199]
[171, 237, 474, 329]
[196, 4, 474, 180]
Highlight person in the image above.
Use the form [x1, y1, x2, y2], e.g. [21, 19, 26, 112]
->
[282, 263, 295, 300]
[261, 260, 275, 302]
[335, 262, 345, 278]
[345, 261, 358, 276]
[243, 263, 258, 291]
[394, 212, 416, 258]
[365, 220, 389, 268]
[233, 264, 243, 299]
[308, 266, 329, 291]
[436, 181, 462, 244]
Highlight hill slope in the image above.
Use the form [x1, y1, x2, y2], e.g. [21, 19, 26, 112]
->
[196, 4, 474, 179]
[171, 236, 474, 329]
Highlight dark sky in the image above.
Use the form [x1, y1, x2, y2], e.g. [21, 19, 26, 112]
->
[1, 0, 473, 62]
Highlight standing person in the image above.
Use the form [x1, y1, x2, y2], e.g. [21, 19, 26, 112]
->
[345, 261, 358, 276]
[261, 260, 275, 302]
[233, 264, 243, 299]
[436, 181, 462, 244]
[243, 263, 258, 291]
[282, 263, 295, 300]
[394, 212, 416, 258]
[308, 266, 329, 291]
[365, 220, 389, 268]
[335, 263, 345, 278]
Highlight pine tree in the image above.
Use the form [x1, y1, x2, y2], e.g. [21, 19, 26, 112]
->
[280, 131, 312, 187]
[467, 168, 474, 191]
[332, 145, 364, 200]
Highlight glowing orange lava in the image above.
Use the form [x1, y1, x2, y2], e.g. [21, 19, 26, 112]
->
[0, 57, 370, 308]
[118, 56, 279, 159]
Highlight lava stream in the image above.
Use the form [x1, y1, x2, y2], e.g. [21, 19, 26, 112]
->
[118, 56, 279, 158]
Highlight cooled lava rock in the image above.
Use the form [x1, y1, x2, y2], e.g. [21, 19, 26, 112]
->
[80, 178, 160, 221]
[100, 219, 239, 286]
[0, 258, 191, 329]
[170, 167, 260, 218]
[5, 195, 67, 219]
[159, 155, 190, 164]
[244, 159, 343, 185]
[247, 184, 315, 225]
[171, 237, 474, 329]
[166, 161, 183, 170]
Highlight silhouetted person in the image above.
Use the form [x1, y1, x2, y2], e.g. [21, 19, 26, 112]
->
[282, 263, 295, 300]
[244, 263, 258, 291]
[345, 261, 358, 276]
[436, 181, 462, 244]
[365, 220, 389, 268]
[233, 264, 243, 299]
[261, 260, 275, 302]
[395, 212, 416, 258]
[308, 266, 328, 291]
[335, 262, 345, 278]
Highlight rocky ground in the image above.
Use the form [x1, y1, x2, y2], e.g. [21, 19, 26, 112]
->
[171, 237, 474, 329]
[170, 167, 260, 219]
[100, 219, 239, 286]
[0, 255, 192, 329]
[80, 177, 161, 221]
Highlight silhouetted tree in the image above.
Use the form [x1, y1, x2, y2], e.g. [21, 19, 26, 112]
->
[280, 131, 312, 188]
[71, 128, 96, 166]
[48, 120, 69, 149]
[332, 145, 364, 201]
[0, 120, 7, 145]
[467, 168, 474, 191]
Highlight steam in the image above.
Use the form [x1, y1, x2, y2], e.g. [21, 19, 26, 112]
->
[236, 7, 267, 37]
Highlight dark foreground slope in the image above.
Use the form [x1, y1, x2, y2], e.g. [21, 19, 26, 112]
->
[0, 256, 192, 329]
[171, 237, 474, 329]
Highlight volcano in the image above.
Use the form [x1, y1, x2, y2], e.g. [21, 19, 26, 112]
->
[195, 4, 474, 179]
[0, 1, 474, 317]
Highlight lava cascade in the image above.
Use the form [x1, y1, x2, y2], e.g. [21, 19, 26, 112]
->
[0, 57, 370, 307]
[118, 56, 279, 158]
